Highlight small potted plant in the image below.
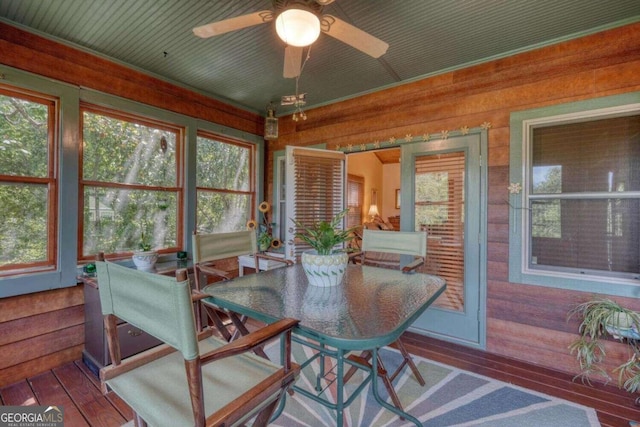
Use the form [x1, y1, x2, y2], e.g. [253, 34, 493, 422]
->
[568, 297, 640, 398]
[132, 230, 158, 271]
[292, 209, 355, 287]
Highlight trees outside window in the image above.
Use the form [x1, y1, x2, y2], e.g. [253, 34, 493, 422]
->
[0, 88, 57, 274]
[80, 105, 183, 259]
[196, 132, 254, 233]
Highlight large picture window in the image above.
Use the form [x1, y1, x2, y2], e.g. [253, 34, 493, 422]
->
[196, 132, 254, 233]
[0, 87, 57, 275]
[80, 105, 183, 259]
[510, 94, 640, 296]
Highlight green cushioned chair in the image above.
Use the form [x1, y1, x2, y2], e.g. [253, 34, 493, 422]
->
[192, 230, 292, 345]
[346, 229, 428, 413]
[96, 261, 299, 427]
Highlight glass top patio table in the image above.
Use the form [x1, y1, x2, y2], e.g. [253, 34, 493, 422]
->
[202, 263, 445, 426]
[201, 263, 446, 352]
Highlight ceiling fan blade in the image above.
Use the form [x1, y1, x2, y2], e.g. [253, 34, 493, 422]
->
[283, 46, 303, 78]
[193, 10, 273, 38]
[321, 15, 388, 58]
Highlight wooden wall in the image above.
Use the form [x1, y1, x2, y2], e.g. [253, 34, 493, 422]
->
[0, 21, 261, 388]
[0, 19, 639, 386]
[0, 286, 84, 387]
[267, 22, 640, 376]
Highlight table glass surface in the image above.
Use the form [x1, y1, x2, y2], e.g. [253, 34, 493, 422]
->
[202, 264, 445, 350]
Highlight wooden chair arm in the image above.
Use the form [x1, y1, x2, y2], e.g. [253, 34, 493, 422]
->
[348, 251, 363, 264]
[255, 253, 294, 265]
[200, 318, 298, 364]
[402, 258, 425, 273]
[101, 342, 178, 384]
[198, 263, 232, 280]
[191, 289, 210, 302]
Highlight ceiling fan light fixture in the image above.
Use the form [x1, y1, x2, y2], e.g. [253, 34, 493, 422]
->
[275, 7, 321, 47]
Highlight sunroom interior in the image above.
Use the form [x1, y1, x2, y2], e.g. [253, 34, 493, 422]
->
[1, 1, 639, 425]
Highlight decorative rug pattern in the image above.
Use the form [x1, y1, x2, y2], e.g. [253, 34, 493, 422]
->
[269, 343, 601, 427]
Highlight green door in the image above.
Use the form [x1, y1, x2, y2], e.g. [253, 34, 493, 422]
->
[401, 131, 486, 348]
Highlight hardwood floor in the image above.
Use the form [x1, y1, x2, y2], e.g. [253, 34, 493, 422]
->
[1, 333, 638, 427]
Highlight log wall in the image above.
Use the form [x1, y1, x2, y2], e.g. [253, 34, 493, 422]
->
[0, 286, 84, 387]
[0, 19, 639, 385]
[0, 21, 260, 387]
[267, 22, 640, 375]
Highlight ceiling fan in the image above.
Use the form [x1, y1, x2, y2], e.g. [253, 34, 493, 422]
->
[193, 0, 389, 78]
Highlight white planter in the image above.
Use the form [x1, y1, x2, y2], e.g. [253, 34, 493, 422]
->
[132, 250, 158, 271]
[605, 312, 640, 340]
[301, 251, 348, 287]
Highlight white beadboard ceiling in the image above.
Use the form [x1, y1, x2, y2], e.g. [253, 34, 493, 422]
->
[1, 0, 639, 115]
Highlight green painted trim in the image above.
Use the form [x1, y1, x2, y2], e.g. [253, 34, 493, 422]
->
[509, 92, 640, 298]
[335, 127, 489, 155]
[0, 65, 80, 297]
[401, 129, 488, 348]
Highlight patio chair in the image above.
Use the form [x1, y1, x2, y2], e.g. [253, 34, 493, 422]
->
[192, 230, 292, 344]
[97, 260, 299, 427]
[345, 229, 428, 412]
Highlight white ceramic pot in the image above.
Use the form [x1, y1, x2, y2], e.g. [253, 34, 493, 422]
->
[301, 251, 348, 287]
[132, 250, 158, 271]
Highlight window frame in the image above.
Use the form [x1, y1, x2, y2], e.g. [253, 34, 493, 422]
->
[0, 65, 264, 298]
[0, 85, 59, 276]
[78, 103, 185, 261]
[194, 130, 256, 233]
[509, 92, 640, 297]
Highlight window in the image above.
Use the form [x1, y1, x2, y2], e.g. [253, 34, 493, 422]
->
[80, 104, 183, 259]
[195, 132, 254, 233]
[0, 87, 57, 275]
[510, 94, 640, 296]
[347, 174, 364, 228]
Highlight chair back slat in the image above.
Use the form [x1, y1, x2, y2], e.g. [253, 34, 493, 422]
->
[96, 261, 199, 360]
[362, 229, 427, 257]
[192, 230, 257, 264]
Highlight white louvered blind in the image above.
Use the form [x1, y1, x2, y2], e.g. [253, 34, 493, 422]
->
[347, 174, 364, 228]
[415, 151, 466, 312]
[286, 148, 346, 261]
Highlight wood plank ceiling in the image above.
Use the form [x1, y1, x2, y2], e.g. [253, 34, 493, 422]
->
[0, 1, 638, 115]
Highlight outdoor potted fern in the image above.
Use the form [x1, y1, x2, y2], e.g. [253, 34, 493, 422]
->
[292, 209, 355, 287]
[568, 297, 640, 399]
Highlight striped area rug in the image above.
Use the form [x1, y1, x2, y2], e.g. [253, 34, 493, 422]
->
[271, 343, 601, 427]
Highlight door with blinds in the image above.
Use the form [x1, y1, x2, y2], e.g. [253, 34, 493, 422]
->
[401, 132, 486, 347]
[284, 146, 347, 261]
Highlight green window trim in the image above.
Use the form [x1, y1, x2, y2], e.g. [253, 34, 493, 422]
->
[509, 92, 640, 298]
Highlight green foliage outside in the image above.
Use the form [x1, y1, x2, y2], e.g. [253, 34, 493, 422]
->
[82, 111, 178, 255]
[0, 95, 50, 266]
[1, 94, 255, 267]
[414, 172, 457, 229]
[195, 136, 251, 233]
[531, 166, 562, 238]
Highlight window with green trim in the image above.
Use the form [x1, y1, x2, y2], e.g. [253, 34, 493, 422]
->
[509, 94, 640, 296]
[0, 87, 57, 276]
[80, 104, 183, 259]
[195, 132, 255, 233]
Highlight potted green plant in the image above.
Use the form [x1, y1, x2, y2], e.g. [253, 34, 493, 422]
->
[568, 298, 640, 396]
[132, 230, 158, 271]
[292, 209, 355, 287]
